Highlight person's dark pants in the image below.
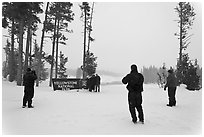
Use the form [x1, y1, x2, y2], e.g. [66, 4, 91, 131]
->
[23, 86, 34, 107]
[91, 84, 95, 92]
[168, 87, 177, 106]
[128, 92, 144, 122]
[95, 84, 100, 92]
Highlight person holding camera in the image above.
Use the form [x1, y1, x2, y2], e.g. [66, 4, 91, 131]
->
[22, 68, 37, 108]
[122, 64, 144, 124]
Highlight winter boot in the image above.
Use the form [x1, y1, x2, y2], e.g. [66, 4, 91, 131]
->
[167, 104, 173, 107]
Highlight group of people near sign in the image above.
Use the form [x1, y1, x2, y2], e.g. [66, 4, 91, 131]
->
[22, 64, 178, 125]
[87, 74, 101, 92]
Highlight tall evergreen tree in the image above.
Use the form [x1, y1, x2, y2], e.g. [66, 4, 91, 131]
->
[87, 2, 95, 53]
[32, 40, 49, 82]
[174, 2, 196, 84]
[48, 2, 74, 86]
[36, 2, 49, 87]
[24, 2, 43, 74]
[3, 2, 43, 86]
[55, 2, 74, 79]
[2, 2, 18, 82]
[80, 2, 91, 79]
[2, 39, 11, 78]
[80, 2, 97, 79]
[49, 16, 57, 87]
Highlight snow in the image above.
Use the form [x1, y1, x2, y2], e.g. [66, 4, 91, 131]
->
[2, 80, 202, 135]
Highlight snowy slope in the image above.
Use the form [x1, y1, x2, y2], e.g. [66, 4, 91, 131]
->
[2, 80, 202, 135]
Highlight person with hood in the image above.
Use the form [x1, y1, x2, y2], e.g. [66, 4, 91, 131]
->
[122, 64, 144, 124]
[164, 69, 177, 107]
[22, 68, 37, 108]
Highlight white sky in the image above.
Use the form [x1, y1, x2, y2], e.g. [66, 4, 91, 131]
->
[1, 2, 202, 75]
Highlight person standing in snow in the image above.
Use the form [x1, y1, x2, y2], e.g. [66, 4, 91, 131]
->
[22, 68, 37, 108]
[95, 74, 101, 92]
[88, 74, 96, 92]
[164, 69, 177, 107]
[122, 64, 144, 124]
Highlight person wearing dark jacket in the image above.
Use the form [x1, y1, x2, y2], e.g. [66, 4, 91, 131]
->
[164, 69, 177, 107]
[122, 64, 144, 124]
[95, 74, 101, 92]
[88, 75, 96, 92]
[22, 68, 37, 108]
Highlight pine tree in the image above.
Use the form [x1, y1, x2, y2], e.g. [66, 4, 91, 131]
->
[58, 51, 68, 78]
[197, 65, 202, 88]
[2, 39, 18, 81]
[80, 2, 97, 79]
[36, 2, 49, 87]
[2, 2, 43, 86]
[174, 2, 196, 84]
[2, 39, 10, 78]
[84, 51, 97, 77]
[178, 53, 190, 84]
[80, 2, 91, 79]
[48, 2, 74, 86]
[87, 2, 95, 53]
[24, 2, 43, 74]
[184, 60, 201, 90]
[2, 2, 18, 82]
[32, 40, 49, 83]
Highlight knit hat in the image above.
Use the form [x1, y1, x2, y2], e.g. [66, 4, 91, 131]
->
[27, 68, 31, 72]
[168, 69, 173, 73]
[131, 64, 137, 71]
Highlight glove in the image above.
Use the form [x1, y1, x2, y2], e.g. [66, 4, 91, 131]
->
[32, 70, 36, 75]
[164, 86, 167, 91]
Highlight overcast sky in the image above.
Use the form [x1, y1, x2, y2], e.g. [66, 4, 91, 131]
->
[2, 2, 202, 76]
[65, 2, 202, 75]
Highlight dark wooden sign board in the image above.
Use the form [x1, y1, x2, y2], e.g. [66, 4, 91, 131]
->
[52, 78, 88, 91]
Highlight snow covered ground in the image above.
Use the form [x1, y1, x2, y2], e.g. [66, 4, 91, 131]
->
[2, 80, 202, 135]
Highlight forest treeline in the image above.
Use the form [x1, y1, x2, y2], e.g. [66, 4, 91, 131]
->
[141, 64, 202, 90]
[2, 2, 97, 87]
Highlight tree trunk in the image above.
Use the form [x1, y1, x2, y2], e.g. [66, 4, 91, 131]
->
[179, 3, 183, 65]
[24, 22, 31, 72]
[49, 17, 57, 87]
[87, 2, 94, 53]
[4, 40, 9, 78]
[36, 2, 49, 87]
[178, 3, 183, 84]
[9, 18, 16, 82]
[83, 7, 87, 80]
[17, 19, 24, 86]
[55, 19, 60, 78]
[29, 30, 32, 66]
